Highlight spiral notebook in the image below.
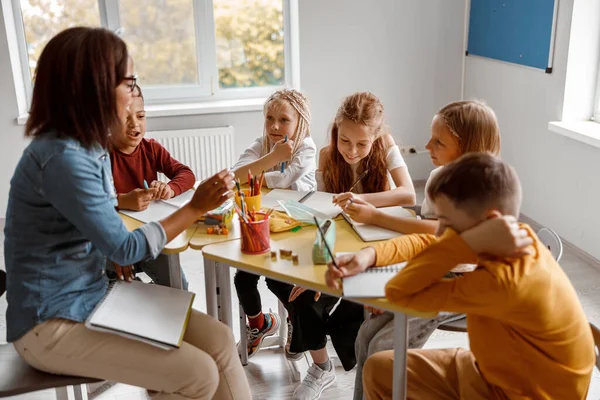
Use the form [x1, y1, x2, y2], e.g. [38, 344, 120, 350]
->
[86, 280, 195, 350]
[342, 206, 414, 242]
[342, 262, 407, 298]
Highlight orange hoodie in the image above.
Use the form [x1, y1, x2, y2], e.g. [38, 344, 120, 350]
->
[371, 225, 594, 399]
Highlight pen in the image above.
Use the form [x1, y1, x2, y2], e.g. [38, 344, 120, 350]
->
[280, 134, 288, 173]
[143, 180, 149, 189]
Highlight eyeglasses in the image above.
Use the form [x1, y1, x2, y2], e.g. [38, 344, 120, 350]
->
[122, 75, 137, 93]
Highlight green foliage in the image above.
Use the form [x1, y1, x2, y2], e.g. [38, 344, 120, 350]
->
[20, 0, 285, 90]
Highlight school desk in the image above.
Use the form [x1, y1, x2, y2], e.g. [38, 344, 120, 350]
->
[119, 212, 198, 289]
[201, 218, 434, 400]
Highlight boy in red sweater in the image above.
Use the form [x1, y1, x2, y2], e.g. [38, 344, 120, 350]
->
[110, 85, 195, 289]
[111, 85, 195, 211]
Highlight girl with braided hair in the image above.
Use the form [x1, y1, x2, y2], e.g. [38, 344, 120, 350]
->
[232, 88, 316, 191]
[232, 89, 317, 369]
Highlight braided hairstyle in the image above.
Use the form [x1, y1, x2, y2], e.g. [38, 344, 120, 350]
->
[261, 89, 311, 157]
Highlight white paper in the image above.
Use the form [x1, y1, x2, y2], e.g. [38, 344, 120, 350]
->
[343, 262, 407, 298]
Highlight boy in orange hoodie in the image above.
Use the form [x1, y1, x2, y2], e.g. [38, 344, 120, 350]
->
[327, 153, 594, 399]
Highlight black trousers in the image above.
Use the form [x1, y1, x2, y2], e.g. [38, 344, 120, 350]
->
[234, 270, 363, 370]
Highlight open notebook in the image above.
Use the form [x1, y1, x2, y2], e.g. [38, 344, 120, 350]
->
[120, 188, 233, 224]
[342, 262, 407, 298]
[86, 280, 195, 350]
[342, 206, 414, 242]
[262, 190, 341, 219]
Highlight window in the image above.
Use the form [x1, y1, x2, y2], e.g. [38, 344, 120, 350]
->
[12, 0, 295, 105]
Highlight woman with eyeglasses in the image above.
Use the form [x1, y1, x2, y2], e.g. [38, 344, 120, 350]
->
[4, 27, 251, 400]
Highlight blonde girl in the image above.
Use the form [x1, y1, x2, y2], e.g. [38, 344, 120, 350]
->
[232, 88, 315, 191]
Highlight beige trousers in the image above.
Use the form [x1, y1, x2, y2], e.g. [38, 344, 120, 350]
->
[14, 310, 251, 400]
[363, 348, 489, 400]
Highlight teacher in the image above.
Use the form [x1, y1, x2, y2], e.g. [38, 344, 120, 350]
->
[4, 27, 251, 400]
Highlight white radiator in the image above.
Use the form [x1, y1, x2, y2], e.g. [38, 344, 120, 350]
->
[146, 126, 235, 182]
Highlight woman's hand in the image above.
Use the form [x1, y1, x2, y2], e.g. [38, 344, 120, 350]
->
[188, 169, 235, 217]
[113, 263, 135, 282]
[325, 248, 377, 290]
[332, 192, 363, 206]
[342, 197, 378, 224]
[150, 180, 175, 200]
[289, 286, 321, 302]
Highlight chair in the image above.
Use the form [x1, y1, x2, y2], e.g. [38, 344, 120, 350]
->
[537, 227, 563, 262]
[0, 270, 101, 400]
[437, 227, 564, 334]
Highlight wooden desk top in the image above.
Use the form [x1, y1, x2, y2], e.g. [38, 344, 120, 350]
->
[201, 219, 434, 317]
[119, 213, 197, 254]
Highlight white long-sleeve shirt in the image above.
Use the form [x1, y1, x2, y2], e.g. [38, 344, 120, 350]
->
[233, 136, 317, 192]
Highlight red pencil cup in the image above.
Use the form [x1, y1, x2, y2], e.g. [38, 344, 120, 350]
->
[239, 212, 271, 255]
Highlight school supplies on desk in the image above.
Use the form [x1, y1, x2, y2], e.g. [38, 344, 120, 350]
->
[342, 261, 407, 298]
[235, 204, 271, 254]
[312, 217, 337, 265]
[342, 206, 414, 242]
[85, 280, 195, 350]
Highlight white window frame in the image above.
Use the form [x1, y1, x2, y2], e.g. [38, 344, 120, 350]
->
[10, 0, 298, 107]
[594, 62, 600, 122]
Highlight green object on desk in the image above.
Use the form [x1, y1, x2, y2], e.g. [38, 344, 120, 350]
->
[290, 226, 302, 233]
[312, 219, 336, 264]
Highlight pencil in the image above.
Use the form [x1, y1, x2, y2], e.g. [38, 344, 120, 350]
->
[348, 170, 369, 193]
[280, 135, 288, 173]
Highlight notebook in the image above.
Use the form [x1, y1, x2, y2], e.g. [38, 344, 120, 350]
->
[342, 206, 414, 242]
[261, 189, 313, 209]
[86, 280, 195, 350]
[262, 190, 342, 220]
[342, 262, 407, 298]
[121, 191, 233, 224]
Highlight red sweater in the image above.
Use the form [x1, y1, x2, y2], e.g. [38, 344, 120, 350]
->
[110, 138, 195, 196]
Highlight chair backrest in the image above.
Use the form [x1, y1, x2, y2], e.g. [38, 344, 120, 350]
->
[0, 270, 5, 298]
[537, 227, 563, 262]
[591, 323, 600, 370]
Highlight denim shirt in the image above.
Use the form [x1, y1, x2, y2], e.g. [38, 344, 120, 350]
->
[4, 132, 166, 342]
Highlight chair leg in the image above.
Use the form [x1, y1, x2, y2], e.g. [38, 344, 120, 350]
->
[72, 384, 89, 400]
[55, 387, 71, 400]
[239, 303, 248, 366]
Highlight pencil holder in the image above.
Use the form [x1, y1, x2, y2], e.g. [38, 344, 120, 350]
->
[240, 212, 271, 254]
[312, 219, 336, 264]
[235, 189, 262, 214]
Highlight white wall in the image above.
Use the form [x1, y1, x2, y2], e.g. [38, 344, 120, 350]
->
[299, 0, 465, 180]
[0, 0, 466, 213]
[464, 0, 600, 259]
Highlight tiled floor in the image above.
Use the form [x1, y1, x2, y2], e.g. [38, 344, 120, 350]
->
[2, 204, 600, 399]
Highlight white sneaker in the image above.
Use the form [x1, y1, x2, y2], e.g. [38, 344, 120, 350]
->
[292, 362, 336, 400]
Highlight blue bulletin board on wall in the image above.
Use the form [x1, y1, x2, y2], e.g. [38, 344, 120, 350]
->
[467, 0, 559, 73]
